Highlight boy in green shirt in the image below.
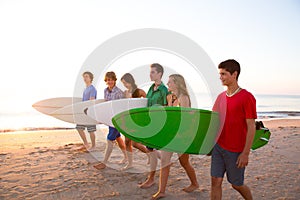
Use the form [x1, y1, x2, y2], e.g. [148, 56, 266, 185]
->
[139, 63, 168, 189]
[146, 81, 168, 106]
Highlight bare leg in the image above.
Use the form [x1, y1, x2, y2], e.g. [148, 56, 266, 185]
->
[123, 137, 133, 170]
[77, 129, 89, 148]
[88, 131, 96, 150]
[132, 141, 149, 153]
[93, 140, 114, 170]
[152, 151, 173, 199]
[103, 140, 114, 163]
[116, 136, 127, 163]
[179, 154, 199, 192]
[139, 150, 158, 189]
[132, 141, 150, 164]
[232, 184, 253, 200]
[211, 177, 223, 200]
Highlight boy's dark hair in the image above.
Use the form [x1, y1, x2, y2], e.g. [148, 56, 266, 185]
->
[218, 59, 241, 80]
[151, 63, 164, 77]
[82, 71, 94, 82]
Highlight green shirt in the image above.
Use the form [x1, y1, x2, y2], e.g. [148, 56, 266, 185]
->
[146, 82, 168, 106]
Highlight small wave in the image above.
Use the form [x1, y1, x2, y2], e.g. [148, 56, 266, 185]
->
[258, 111, 300, 119]
[0, 127, 75, 133]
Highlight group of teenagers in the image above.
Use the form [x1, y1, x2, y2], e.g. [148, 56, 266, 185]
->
[76, 59, 257, 200]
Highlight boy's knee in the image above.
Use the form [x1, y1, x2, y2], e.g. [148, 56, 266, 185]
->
[211, 177, 223, 187]
[231, 184, 243, 190]
[179, 159, 188, 168]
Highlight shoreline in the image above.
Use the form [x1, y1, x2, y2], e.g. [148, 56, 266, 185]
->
[0, 127, 75, 133]
[258, 111, 300, 119]
[1, 116, 299, 133]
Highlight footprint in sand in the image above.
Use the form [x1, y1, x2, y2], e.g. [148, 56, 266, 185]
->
[1, 179, 19, 183]
[0, 152, 9, 161]
[37, 149, 49, 153]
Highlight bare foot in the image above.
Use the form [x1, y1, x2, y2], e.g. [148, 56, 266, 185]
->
[77, 145, 89, 152]
[139, 179, 155, 189]
[182, 184, 199, 193]
[88, 147, 97, 152]
[121, 163, 133, 171]
[119, 158, 128, 164]
[151, 192, 166, 200]
[93, 162, 106, 170]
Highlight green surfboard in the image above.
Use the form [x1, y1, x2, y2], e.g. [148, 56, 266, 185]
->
[112, 106, 220, 154]
[112, 107, 271, 154]
[251, 127, 271, 150]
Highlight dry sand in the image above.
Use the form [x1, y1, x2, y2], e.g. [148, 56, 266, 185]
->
[0, 119, 299, 199]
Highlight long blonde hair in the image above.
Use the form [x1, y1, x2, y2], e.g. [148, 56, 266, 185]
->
[169, 74, 191, 106]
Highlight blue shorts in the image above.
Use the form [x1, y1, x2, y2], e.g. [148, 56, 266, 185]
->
[107, 126, 121, 141]
[211, 143, 245, 186]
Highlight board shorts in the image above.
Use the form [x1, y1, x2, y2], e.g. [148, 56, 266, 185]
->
[76, 124, 96, 133]
[211, 143, 245, 186]
[107, 126, 121, 141]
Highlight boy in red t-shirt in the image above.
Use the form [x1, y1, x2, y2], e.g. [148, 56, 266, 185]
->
[211, 59, 257, 200]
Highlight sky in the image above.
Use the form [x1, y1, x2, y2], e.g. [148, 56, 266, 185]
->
[0, 0, 299, 114]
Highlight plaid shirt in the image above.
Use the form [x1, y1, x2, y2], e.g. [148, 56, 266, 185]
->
[104, 86, 124, 101]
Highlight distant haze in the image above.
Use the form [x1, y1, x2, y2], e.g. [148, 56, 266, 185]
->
[0, 0, 299, 114]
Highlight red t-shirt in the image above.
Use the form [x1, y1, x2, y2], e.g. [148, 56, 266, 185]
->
[213, 89, 257, 152]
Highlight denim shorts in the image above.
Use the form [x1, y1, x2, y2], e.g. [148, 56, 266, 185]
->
[107, 126, 121, 141]
[211, 143, 245, 186]
[76, 124, 96, 133]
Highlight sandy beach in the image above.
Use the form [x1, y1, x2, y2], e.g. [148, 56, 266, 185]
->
[0, 119, 299, 200]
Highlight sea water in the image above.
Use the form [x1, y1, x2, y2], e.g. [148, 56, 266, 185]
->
[0, 94, 299, 131]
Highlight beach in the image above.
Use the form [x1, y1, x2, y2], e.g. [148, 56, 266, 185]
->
[0, 119, 299, 200]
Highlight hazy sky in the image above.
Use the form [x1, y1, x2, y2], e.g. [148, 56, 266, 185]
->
[0, 0, 299, 113]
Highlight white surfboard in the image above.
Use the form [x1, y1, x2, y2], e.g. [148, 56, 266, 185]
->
[87, 98, 148, 127]
[51, 99, 105, 125]
[32, 97, 82, 115]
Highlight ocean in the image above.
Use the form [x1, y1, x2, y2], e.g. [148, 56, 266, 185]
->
[255, 94, 300, 119]
[0, 94, 299, 131]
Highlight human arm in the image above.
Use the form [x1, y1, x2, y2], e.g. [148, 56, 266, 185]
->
[139, 89, 146, 98]
[179, 95, 190, 108]
[89, 87, 97, 100]
[166, 94, 173, 106]
[162, 88, 169, 106]
[236, 118, 256, 168]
